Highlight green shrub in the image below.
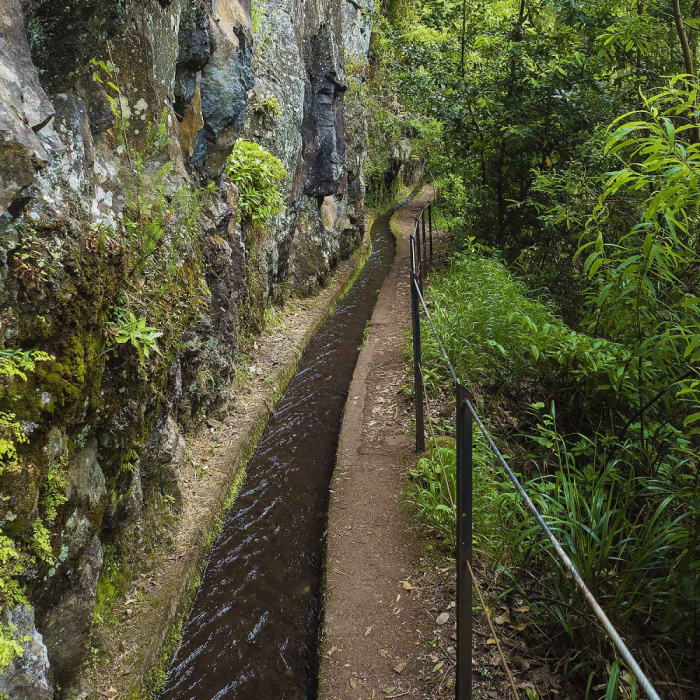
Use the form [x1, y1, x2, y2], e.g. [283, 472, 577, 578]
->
[225, 140, 287, 228]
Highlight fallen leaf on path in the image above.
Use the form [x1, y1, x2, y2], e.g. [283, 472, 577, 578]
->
[433, 661, 445, 672]
[514, 606, 530, 613]
[364, 626, 372, 637]
[101, 689, 117, 699]
[514, 655, 531, 671]
[402, 581, 412, 591]
[349, 679, 357, 689]
[379, 648, 389, 657]
[393, 662, 405, 673]
[436, 612, 449, 625]
[493, 611, 510, 625]
[512, 622, 529, 631]
[498, 551, 513, 564]
[383, 688, 396, 694]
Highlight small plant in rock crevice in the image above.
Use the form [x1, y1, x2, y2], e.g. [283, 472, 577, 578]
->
[100, 109, 213, 374]
[252, 95, 281, 120]
[104, 310, 163, 368]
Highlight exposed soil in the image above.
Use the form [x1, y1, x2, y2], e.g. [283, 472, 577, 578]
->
[320, 190, 438, 698]
[320, 192, 529, 700]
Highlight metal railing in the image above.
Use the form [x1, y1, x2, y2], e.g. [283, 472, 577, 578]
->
[408, 197, 662, 700]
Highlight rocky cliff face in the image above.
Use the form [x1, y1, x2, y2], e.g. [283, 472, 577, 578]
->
[0, 0, 373, 695]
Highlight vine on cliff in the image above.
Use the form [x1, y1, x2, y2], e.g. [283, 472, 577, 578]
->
[0, 349, 55, 671]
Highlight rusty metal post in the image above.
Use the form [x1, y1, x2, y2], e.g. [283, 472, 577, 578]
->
[428, 203, 433, 261]
[415, 221, 423, 292]
[422, 209, 427, 276]
[456, 384, 473, 700]
[410, 236, 425, 454]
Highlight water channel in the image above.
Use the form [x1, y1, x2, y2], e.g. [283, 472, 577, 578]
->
[161, 200, 406, 699]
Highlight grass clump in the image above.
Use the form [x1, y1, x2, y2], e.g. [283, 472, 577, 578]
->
[407, 435, 520, 560]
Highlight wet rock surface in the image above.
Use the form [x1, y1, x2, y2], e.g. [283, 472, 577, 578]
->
[0, 0, 377, 694]
[0, 606, 54, 700]
[0, 0, 54, 218]
[40, 536, 103, 687]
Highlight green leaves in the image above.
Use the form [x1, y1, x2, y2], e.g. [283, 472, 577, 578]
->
[225, 139, 287, 228]
[602, 83, 700, 232]
[578, 77, 700, 438]
[107, 310, 163, 368]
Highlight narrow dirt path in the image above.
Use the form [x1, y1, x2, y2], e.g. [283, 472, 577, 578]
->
[320, 190, 435, 699]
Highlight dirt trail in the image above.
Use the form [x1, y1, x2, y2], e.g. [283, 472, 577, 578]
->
[320, 190, 436, 698]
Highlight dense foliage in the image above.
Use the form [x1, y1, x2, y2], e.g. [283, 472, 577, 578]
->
[375, 0, 700, 691]
[225, 140, 287, 228]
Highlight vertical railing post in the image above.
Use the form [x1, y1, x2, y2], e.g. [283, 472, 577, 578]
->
[455, 383, 473, 700]
[421, 208, 427, 276]
[410, 232, 416, 277]
[428, 203, 433, 261]
[410, 236, 425, 454]
[414, 221, 423, 292]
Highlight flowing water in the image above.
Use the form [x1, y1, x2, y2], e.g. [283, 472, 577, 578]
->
[161, 202, 403, 699]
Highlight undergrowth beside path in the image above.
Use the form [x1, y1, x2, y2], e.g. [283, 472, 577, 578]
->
[406, 236, 695, 698]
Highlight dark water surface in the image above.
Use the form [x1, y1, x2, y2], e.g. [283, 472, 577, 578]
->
[160, 205, 400, 699]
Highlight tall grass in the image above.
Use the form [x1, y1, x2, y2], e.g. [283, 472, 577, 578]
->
[419, 252, 641, 420]
[406, 249, 698, 685]
[407, 435, 522, 559]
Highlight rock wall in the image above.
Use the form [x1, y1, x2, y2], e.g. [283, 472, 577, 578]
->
[0, 0, 374, 695]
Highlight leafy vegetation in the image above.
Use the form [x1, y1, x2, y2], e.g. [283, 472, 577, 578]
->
[408, 245, 696, 688]
[0, 349, 55, 670]
[225, 140, 287, 228]
[377, 0, 700, 689]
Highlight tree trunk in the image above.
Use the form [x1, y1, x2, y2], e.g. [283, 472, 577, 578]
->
[673, 0, 695, 76]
